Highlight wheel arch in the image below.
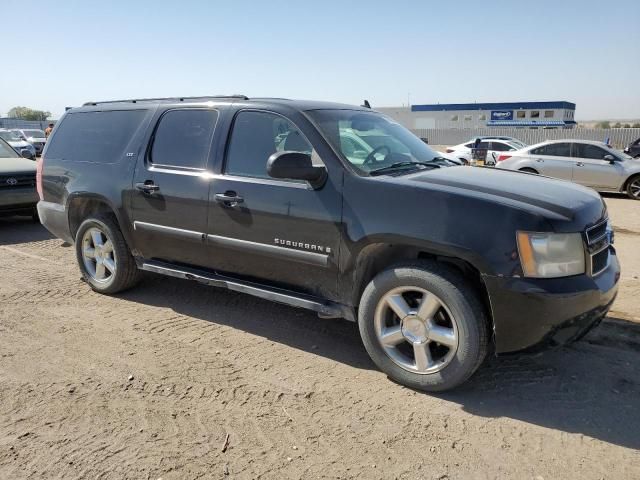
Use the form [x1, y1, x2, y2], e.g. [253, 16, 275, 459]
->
[66, 193, 133, 246]
[349, 242, 494, 338]
[622, 172, 640, 192]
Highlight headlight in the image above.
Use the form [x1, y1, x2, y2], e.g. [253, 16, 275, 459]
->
[516, 231, 585, 278]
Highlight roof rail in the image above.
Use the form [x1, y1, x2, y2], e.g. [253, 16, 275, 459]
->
[82, 95, 249, 106]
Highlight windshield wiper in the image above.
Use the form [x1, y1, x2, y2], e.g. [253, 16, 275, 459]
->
[369, 161, 440, 176]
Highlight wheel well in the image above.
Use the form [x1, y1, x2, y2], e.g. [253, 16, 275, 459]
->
[623, 173, 640, 191]
[67, 197, 117, 240]
[352, 244, 492, 326]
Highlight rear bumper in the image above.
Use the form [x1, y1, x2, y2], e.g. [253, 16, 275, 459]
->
[37, 201, 73, 243]
[484, 248, 620, 353]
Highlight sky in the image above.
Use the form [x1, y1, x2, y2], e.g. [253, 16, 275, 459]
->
[1, 0, 639, 120]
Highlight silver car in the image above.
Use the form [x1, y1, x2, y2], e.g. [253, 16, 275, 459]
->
[11, 129, 47, 156]
[0, 129, 36, 159]
[495, 139, 640, 200]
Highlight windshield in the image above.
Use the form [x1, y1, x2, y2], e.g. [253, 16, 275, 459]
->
[0, 131, 21, 141]
[0, 138, 19, 158]
[307, 109, 441, 174]
[23, 129, 45, 138]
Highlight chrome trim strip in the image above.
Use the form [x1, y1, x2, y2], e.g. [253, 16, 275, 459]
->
[206, 234, 329, 267]
[133, 221, 203, 242]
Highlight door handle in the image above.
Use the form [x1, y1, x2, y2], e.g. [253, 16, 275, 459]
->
[575, 162, 584, 167]
[135, 181, 160, 194]
[535, 158, 544, 163]
[215, 191, 244, 207]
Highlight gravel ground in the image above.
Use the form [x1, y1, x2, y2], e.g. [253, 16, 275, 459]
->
[0, 195, 639, 479]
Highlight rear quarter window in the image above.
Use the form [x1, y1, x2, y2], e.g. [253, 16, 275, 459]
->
[45, 110, 147, 163]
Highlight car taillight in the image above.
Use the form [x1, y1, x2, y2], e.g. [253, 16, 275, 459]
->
[497, 155, 512, 162]
[445, 148, 454, 153]
[36, 156, 44, 199]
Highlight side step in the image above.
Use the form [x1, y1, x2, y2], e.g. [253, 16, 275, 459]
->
[140, 260, 354, 321]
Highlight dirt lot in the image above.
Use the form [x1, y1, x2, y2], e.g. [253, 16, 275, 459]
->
[1, 195, 639, 480]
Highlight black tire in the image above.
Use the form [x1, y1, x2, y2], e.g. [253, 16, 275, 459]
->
[625, 174, 640, 200]
[358, 261, 488, 392]
[74, 214, 141, 294]
[31, 208, 40, 223]
[519, 167, 538, 174]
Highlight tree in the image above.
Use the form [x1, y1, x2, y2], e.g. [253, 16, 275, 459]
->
[7, 106, 51, 121]
[633, 123, 640, 128]
[613, 122, 622, 128]
[596, 121, 611, 129]
[623, 123, 631, 128]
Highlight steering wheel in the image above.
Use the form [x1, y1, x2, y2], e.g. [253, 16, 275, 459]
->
[364, 145, 391, 165]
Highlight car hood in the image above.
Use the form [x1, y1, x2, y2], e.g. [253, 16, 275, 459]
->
[392, 166, 606, 228]
[0, 156, 37, 174]
[27, 137, 46, 142]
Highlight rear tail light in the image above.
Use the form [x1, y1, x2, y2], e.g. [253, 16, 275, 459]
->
[497, 155, 512, 162]
[36, 156, 44, 200]
[445, 148, 454, 153]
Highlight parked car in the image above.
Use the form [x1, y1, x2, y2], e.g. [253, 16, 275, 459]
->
[446, 138, 526, 165]
[0, 137, 38, 220]
[11, 129, 47, 156]
[38, 96, 618, 392]
[624, 136, 640, 158]
[495, 139, 640, 200]
[0, 129, 36, 159]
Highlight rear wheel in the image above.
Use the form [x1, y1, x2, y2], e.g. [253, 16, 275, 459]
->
[358, 261, 488, 392]
[75, 214, 141, 294]
[519, 167, 538, 174]
[626, 175, 640, 200]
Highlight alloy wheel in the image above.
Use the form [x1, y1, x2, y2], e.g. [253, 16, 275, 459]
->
[374, 287, 459, 374]
[81, 227, 116, 284]
[630, 179, 640, 199]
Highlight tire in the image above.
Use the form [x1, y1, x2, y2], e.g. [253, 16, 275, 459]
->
[519, 167, 538, 174]
[31, 208, 40, 223]
[626, 175, 640, 200]
[74, 214, 141, 294]
[358, 261, 488, 392]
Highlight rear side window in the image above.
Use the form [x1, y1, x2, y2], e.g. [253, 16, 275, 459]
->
[531, 143, 570, 157]
[45, 110, 146, 163]
[490, 142, 512, 152]
[150, 109, 218, 169]
[225, 111, 312, 179]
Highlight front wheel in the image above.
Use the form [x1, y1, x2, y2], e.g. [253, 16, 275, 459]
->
[358, 261, 488, 392]
[75, 214, 141, 294]
[626, 175, 640, 200]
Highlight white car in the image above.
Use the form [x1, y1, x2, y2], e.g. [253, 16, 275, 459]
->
[0, 129, 36, 159]
[11, 129, 47, 156]
[495, 139, 640, 200]
[446, 137, 526, 165]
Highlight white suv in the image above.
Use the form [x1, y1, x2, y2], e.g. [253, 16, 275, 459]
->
[495, 139, 640, 200]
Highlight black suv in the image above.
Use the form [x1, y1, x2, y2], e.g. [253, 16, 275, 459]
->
[38, 96, 619, 391]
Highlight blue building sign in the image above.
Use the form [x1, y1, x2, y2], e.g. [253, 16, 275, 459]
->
[491, 110, 513, 121]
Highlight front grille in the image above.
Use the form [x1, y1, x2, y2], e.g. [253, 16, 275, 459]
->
[585, 218, 610, 276]
[0, 174, 36, 189]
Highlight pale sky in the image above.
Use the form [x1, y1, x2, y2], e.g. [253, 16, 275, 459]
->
[1, 0, 639, 120]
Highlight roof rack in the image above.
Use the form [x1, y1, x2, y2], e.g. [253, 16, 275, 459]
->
[82, 95, 249, 106]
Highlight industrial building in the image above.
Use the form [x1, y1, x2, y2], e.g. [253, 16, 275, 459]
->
[377, 101, 577, 129]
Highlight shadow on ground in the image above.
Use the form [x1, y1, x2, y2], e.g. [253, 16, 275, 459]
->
[0, 216, 54, 245]
[119, 274, 640, 451]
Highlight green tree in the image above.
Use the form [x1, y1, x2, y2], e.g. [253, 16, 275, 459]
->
[7, 106, 51, 121]
[623, 123, 631, 128]
[596, 121, 611, 129]
[632, 123, 640, 128]
[613, 122, 622, 128]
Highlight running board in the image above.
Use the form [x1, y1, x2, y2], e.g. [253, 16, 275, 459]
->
[139, 260, 353, 321]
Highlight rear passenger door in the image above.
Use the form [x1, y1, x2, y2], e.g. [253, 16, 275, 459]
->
[129, 107, 218, 266]
[528, 143, 573, 179]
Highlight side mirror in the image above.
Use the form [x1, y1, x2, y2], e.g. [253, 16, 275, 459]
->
[267, 151, 326, 187]
[604, 154, 616, 164]
[21, 150, 34, 159]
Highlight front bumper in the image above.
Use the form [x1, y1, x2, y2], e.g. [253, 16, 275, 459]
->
[37, 201, 73, 243]
[0, 188, 38, 215]
[484, 248, 620, 353]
